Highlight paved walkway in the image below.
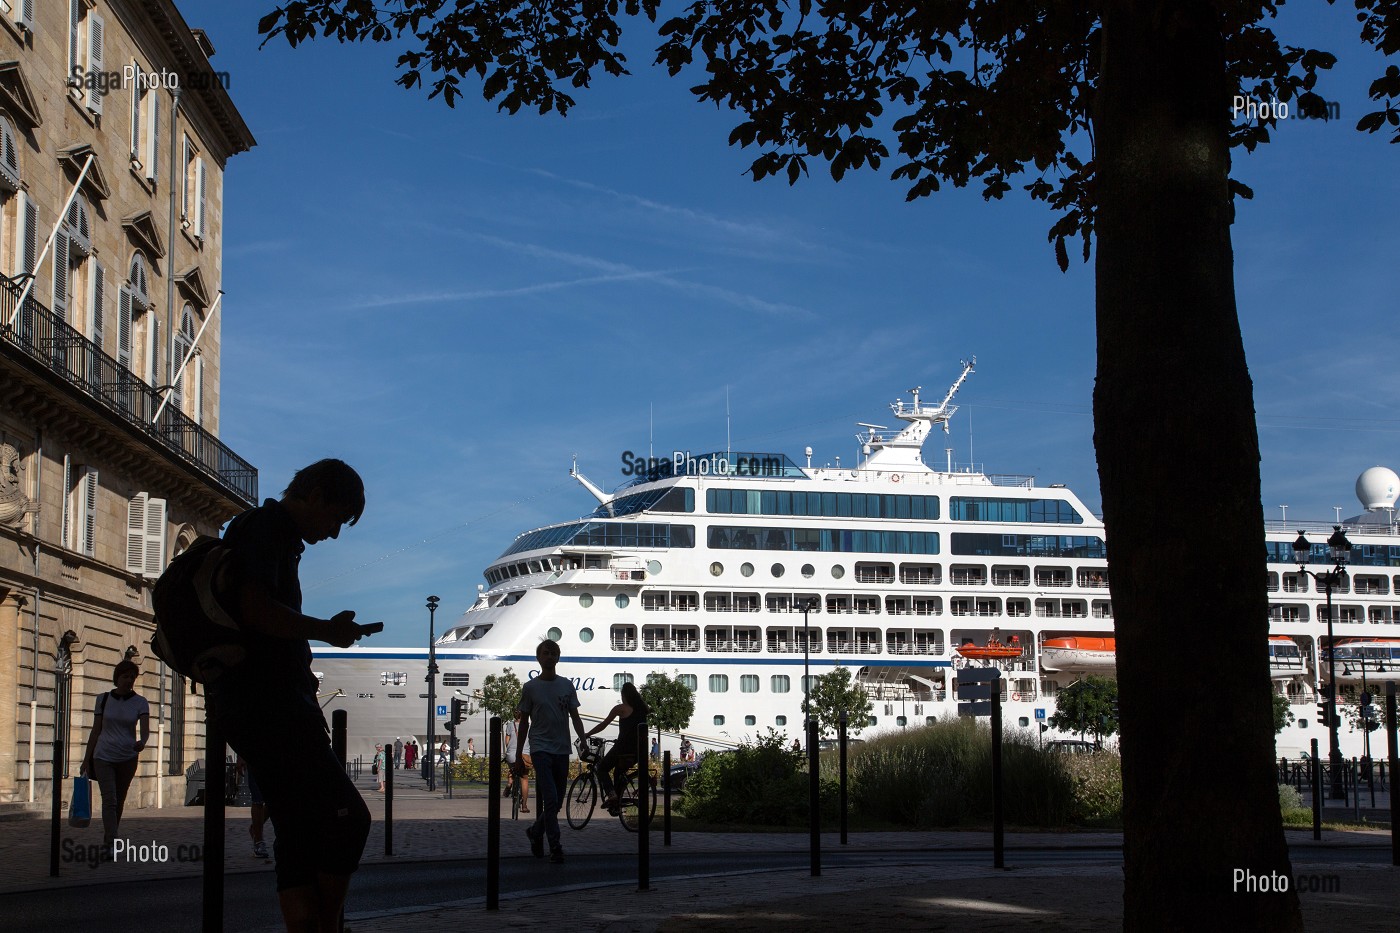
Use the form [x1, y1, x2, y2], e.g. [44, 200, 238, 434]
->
[5, 770, 1398, 931]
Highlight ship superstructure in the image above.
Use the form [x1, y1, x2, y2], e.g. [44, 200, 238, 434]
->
[313, 363, 1400, 760]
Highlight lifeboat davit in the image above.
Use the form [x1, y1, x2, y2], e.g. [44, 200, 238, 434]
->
[1040, 636, 1116, 673]
[1323, 637, 1400, 683]
[956, 635, 1024, 660]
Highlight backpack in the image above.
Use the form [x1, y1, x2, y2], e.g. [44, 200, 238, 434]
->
[149, 535, 245, 686]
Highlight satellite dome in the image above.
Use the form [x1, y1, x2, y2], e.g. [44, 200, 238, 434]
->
[1355, 466, 1400, 510]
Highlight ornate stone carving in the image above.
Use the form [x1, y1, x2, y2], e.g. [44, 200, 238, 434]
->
[0, 443, 40, 528]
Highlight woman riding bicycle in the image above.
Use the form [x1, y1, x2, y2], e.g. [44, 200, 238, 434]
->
[584, 681, 648, 812]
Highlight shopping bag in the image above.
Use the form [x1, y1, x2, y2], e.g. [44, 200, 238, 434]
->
[69, 775, 92, 828]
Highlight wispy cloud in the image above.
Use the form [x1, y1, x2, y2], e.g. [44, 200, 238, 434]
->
[342, 270, 675, 309]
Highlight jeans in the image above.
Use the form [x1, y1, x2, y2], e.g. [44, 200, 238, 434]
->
[530, 750, 569, 849]
[92, 757, 138, 845]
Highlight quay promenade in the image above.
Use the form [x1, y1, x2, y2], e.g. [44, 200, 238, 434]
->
[3, 769, 1397, 931]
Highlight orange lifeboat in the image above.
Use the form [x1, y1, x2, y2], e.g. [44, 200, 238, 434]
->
[1040, 636, 1116, 673]
[956, 634, 1024, 660]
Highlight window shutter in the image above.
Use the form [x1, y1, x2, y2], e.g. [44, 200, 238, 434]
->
[148, 315, 160, 386]
[81, 468, 98, 556]
[170, 332, 185, 411]
[125, 493, 147, 573]
[13, 0, 34, 32]
[147, 94, 159, 181]
[60, 455, 72, 548]
[196, 159, 207, 238]
[52, 233, 69, 318]
[117, 286, 133, 368]
[181, 136, 190, 218]
[89, 260, 105, 346]
[19, 191, 38, 276]
[0, 118, 18, 192]
[68, 0, 81, 88]
[193, 354, 204, 423]
[143, 496, 167, 577]
[129, 68, 141, 156]
[86, 13, 104, 115]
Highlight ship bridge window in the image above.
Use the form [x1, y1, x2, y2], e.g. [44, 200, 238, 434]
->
[610, 625, 637, 650]
[949, 496, 1084, 524]
[590, 486, 695, 518]
[952, 533, 1106, 560]
[900, 563, 941, 584]
[442, 673, 471, 687]
[501, 592, 524, 606]
[381, 672, 407, 686]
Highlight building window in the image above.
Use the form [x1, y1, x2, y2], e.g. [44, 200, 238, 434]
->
[61, 457, 97, 556]
[124, 491, 167, 577]
[128, 61, 159, 181]
[68, 0, 106, 117]
[182, 134, 206, 239]
[171, 304, 202, 422]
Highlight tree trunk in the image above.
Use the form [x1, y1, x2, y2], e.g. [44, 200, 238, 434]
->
[1095, 3, 1302, 930]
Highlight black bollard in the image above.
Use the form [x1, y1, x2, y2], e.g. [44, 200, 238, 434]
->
[487, 717, 501, 910]
[203, 717, 226, 933]
[49, 738, 63, 877]
[838, 713, 848, 845]
[384, 737, 394, 856]
[1311, 738, 1322, 842]
[638, 721, 650, 891]
[807, 718, 820, 877]
[332, 710, 347, 769]
[662, 750, 672, 847]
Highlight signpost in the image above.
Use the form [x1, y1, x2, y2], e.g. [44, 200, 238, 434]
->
[956, 667, 1006, 868]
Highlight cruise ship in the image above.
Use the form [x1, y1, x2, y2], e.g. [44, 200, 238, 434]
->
[313, 361, 1400, 761]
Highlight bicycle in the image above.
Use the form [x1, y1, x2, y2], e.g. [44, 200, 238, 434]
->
[566, 737, 657, 832]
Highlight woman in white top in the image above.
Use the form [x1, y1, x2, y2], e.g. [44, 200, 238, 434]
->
[80, 660, 150, 847]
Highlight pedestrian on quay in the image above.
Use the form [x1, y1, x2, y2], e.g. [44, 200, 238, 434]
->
[373, 745, 386, 793]
[405, 740, 417, 770]
[205, 458, 373, 933]
[79, 659, 149, 853]
[393, 738, 403, 769]
[514, 639, 587, 863]
[466, 737, 476, 758]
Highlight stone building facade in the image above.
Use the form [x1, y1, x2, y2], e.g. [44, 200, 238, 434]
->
[0, 0, 255, 809]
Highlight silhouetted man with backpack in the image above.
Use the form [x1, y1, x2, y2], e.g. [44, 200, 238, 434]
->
[206, 459, 372, 933]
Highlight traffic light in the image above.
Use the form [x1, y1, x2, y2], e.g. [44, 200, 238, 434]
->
[450, 697, 467, 725]
[1316, 700, 1330, 726]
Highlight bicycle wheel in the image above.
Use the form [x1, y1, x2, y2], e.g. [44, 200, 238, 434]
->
[618, 771, 658, 832]
[566, 771, 597, 830]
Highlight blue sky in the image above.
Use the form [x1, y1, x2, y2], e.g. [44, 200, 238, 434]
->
[180, 2, 1399, 646]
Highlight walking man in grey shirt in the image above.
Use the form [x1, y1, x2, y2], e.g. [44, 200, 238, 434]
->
[513, 639, 587, 862]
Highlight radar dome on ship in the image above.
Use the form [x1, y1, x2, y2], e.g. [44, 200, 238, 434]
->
[1355, 466, 1400, 510]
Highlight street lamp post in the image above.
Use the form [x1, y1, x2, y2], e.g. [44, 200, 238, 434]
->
[424, 595, 440, 791]
[1293, 526, 1351, 801]
[800, 599, 816, 744]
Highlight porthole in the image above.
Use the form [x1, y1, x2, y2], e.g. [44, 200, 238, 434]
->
[771, 563, 785, 578]
[775, 715, 787, 726]
[615, 594, 630, 609]
[832, 565, 846, 579]
[579, 593, 594, 608]
[546, 627, 562, 641]
[1018, 717, 1030, 728]
[647, 560, 662, 575]
[897, 716, 908, 727]
[801, 564, 815, 579]
[714, 715, 726, 726]
[745, 715, 756, 726]
[710, 561, 724, 577]
[579, 628, 594, 643]
[741, 563, 755, 577]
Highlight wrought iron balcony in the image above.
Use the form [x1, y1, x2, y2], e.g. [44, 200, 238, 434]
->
[0, 273, 257, 507]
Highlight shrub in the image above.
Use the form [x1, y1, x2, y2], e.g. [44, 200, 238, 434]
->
[1061, 750, 1123, 824]
[678, 730, 835, 825]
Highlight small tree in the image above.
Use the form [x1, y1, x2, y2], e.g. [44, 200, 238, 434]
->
[1340, 691, 1381, 737]
[806, 667, 873, 739]
[640, 671, 696, 748]
[1049, 676, 1119, 748]
[1273, 693, 1296, 736]
[479, 668, 522, 724]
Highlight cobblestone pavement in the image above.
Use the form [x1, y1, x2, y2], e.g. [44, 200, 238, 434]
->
[6, 770, 1398, 931]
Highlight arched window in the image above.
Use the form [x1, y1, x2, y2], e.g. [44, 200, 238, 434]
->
[172, 303, 202, 422]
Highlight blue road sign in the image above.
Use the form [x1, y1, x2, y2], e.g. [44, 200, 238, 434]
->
[1035, 708, 1046, 721]
[436, 705, 447, 717]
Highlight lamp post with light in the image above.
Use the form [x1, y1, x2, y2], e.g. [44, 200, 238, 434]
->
[1292, 526, 1351, 801]
[424, 595, 440, 790]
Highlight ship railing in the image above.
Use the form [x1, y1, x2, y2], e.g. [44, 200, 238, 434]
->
[1036, 578, 1072, 588]
[992, 575, 1029, 586]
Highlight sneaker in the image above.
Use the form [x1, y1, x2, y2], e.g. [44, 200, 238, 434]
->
[526, 825, 544, 859]
[549, 847, 565, 863]
[252, 840, 269, 859]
